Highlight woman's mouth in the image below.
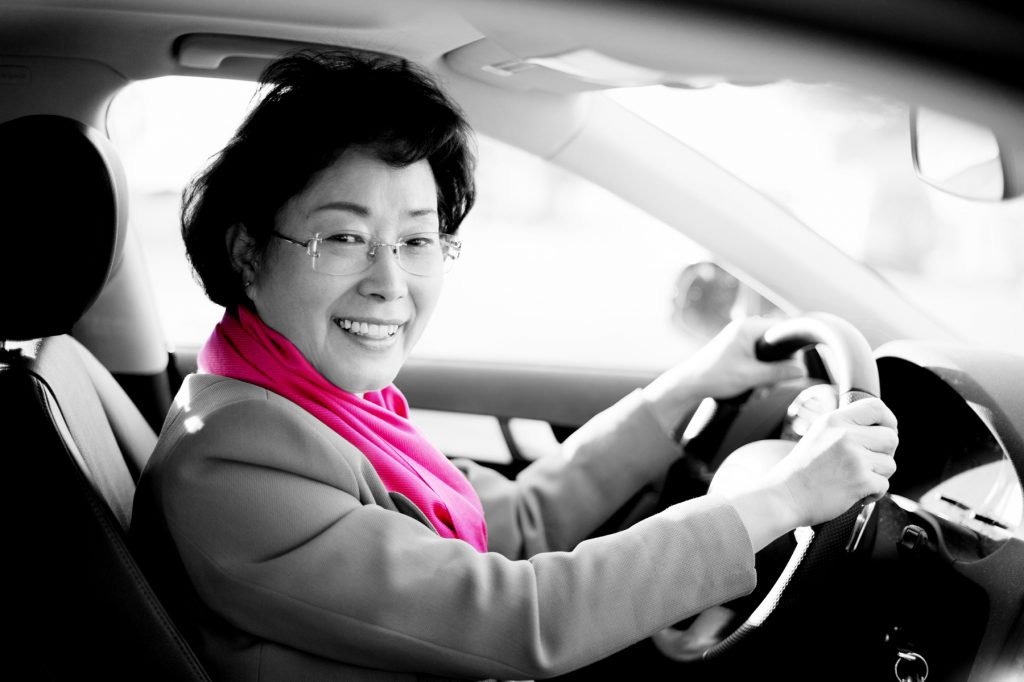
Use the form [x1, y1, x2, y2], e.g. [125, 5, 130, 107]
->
[334, 318, 401, 340]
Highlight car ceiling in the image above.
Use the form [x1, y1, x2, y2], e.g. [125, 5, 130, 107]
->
[3, 0, 1023, 172]
[2, 0, 1023, 149]
[3, 0, 1023, 100]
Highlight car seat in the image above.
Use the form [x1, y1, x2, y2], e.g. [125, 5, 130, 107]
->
[0, 114, 210, 680]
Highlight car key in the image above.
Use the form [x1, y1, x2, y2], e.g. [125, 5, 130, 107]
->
[894, 649, 929, 682]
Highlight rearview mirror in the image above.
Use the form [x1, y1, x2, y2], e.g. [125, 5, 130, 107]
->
[910, 107, 1018, 201]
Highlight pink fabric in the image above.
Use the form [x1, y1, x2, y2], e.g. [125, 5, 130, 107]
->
[198, 306, 488, 552]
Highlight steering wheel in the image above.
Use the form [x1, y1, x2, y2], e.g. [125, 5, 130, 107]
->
[654, 312, 882, 661]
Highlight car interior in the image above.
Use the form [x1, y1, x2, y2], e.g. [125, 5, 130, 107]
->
[2, 1, 1023, 680]
[1, 114, 210, 679]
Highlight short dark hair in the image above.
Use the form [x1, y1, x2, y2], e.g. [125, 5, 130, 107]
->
[182, 48, 476, 307]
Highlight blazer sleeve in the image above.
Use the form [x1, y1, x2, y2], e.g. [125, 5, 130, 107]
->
[459, 389, 687, 559]
[154, 389, 756, 681]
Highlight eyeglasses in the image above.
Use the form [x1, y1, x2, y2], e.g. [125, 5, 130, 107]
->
[271, 230, 461, 277]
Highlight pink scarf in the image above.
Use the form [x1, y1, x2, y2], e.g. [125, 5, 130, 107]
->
[198, 306, 488, 552]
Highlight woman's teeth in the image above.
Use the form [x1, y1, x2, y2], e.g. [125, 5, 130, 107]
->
[336, 319, 400, 339]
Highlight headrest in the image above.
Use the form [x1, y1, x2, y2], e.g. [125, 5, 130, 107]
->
[0, 115, 128, 341]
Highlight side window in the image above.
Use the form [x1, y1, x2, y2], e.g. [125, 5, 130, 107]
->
[108, 77, 782, 372]
[107, 76, 256, 346]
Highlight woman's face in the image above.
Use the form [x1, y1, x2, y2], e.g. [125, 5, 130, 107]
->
[244, 148, 444, 393]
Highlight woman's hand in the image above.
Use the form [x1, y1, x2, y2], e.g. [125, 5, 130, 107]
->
[719, 398, 898, 551]
[679, 316, 807, 399]
[769, 397, 899, 527]
[642, 316, 806, 438]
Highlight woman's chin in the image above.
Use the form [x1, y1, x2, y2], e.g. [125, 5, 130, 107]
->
[326, 369, 398, 395]
[321, 350, 404, 393]
[323, 327, 408, 393]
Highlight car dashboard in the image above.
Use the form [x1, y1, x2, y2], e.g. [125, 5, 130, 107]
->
[866, 344, 1024, 681]
[775, 343, 1024, 549]
[693, 340, 1024, 682]
[874, 344, 1024, 547]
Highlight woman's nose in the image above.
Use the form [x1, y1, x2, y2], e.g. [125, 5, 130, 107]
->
[357, 244, 408, 300]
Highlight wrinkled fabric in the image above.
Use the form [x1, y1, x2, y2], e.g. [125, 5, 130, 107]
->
[197, 305, 487, 552]
[131, 374, 757, 680]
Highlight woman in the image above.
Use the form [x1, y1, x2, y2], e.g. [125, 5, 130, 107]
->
[131, 49, 898, 681]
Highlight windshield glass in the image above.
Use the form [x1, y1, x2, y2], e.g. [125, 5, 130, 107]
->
[612, 83, 1024, 356]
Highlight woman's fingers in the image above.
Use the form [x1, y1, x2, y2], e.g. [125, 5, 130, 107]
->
[856, 424, 900, 455]
[868, 452, 898, 478]
[759, 357, 808, 385]
[838, 396, 898, 430]
[867, 468, 894, 497]
[771, 397, 900, 527]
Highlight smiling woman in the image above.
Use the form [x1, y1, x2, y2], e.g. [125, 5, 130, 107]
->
[228, 150, 448, 394]
[126, 46, 900, 682]
[6, 1, 1024, 680]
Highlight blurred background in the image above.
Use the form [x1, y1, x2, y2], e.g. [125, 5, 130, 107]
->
[107, 77, 1024, 370]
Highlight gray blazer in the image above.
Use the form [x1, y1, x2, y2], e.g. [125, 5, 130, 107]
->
[131, 374, 756, 681]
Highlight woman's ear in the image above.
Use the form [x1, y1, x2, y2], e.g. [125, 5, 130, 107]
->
[226, 223, 260, 286]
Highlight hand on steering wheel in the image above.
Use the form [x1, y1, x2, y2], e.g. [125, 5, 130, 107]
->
[653, 312, 899, 662]
[641, 316, 807, 441]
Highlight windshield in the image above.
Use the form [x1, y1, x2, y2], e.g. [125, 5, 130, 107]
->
[612, 83, 1024, 356]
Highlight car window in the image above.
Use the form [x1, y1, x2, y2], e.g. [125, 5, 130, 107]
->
[613, 83, 1024, 356]
[108, 76, 783, 372]
[107, 76, 256, 348]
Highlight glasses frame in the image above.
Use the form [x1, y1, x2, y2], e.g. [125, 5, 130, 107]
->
[271, 230, 461, 277]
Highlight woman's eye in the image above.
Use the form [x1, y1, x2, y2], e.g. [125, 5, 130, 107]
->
[403, 235, 439, 249]
[324, 232, 368, 245]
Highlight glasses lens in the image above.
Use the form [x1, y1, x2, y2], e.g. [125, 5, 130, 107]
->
[398, 233, 448, 276]
[311, 233, 369, 276]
